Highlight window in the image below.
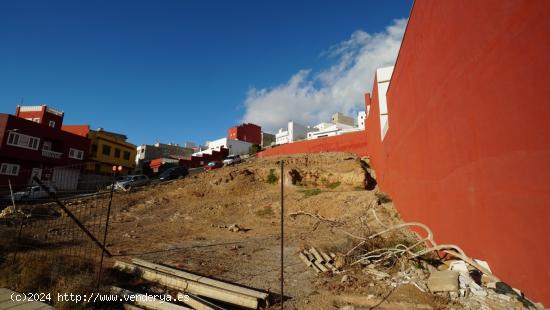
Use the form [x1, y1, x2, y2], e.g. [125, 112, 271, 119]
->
[48, 120, 56, 127]
[102, 145, 111, 156]
[0, 163, 20, 176]
[6, 131, 40, 150]
[91, 144, 98, 155]
[114, 148, 121, 158]
[69, 148, 84, 160]
[123, 151, 130, 160]
[42, 141, 52, 151]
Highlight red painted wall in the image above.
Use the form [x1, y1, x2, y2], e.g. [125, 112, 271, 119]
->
[0, 114, 90, 189]
[258, 130, 368, 158]
[62, 125, 90, 137]
[365, 0, 550, 304]
[15, 105, 64, 130]
[228, 123, 262, 145]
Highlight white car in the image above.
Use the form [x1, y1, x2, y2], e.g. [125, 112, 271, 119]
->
[11, 185, 56, 201]
[223, 155, 242, 166]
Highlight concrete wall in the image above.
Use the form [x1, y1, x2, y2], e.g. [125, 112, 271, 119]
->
[365, 0, 550, 304]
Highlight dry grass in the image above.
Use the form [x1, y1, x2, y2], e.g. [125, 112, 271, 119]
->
[0, 252, 124, 309]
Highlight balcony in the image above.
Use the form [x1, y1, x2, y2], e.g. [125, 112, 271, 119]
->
[42, 149, 63, 159]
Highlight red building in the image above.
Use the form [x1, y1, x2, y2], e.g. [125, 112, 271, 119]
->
[0, 105, 90, 192]
[228, 123, 261, 145]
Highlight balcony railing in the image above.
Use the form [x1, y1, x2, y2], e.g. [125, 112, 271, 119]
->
[42, 149, 63, 159]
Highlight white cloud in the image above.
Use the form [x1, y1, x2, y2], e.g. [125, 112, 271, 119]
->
[242, 18, 407, 133]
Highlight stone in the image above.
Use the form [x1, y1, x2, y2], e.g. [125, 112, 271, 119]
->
[427, 270, 459, 292]
[341, 275, 350, 284]
[228, 224, 241, 232]
[334, 255, 346, 269]
[363, 268, 391, 280]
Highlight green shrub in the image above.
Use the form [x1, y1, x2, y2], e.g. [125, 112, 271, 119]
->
[266, 169, 278, 184]
[249, 144, 262, 155]
[255, 206, 274, 217]
[300, 188, 322, 197]
[326, 181, 341, 189]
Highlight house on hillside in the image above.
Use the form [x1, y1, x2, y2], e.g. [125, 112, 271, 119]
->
[275, 121, 308, 145]
[0, 105, 90, 192]
[63, 125, 136, 175]
[135, 142, 193, 168]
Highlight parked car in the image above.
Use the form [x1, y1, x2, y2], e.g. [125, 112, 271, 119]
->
[223, 155, 242, 166]
[204, 161, 223, 171]
[9, 185, 57, 201]
[159, 166, 189, 181]
[114, 175, 150, 191]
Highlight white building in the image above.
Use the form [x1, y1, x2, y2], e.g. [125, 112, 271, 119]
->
[376, 66, 394, 140]
[275, 121, 309, 145]
[357, 111, 366, 129]
[307, 111, 367, 140]
[192, 138, 252, 156]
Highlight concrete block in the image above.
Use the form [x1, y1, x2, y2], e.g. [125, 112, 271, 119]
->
[427, 270, 459, 292]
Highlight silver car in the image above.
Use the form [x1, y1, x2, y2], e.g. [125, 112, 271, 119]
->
[114, 175, 150, 191]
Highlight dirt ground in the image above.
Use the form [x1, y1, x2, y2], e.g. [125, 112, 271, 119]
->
[77, 153, 450, 309]
[1, 153, 483, 309]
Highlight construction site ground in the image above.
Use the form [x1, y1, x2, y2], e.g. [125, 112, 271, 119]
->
[3, 153, 535, 309]
[96, 153, 448, 309]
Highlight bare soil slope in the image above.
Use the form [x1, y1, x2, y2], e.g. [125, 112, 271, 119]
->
[96, 153, 448, 309]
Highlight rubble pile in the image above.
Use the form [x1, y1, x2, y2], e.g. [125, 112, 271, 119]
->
[299, 246, 342, 274]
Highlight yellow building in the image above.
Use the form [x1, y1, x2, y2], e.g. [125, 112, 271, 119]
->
[62, 125, 136, 175]
[87, 128, 136, 175]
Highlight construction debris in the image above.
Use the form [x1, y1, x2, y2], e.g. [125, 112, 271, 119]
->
[299, 247, 340, 274]
[427, 270, 459, 292]
[113, 259, 268, 309]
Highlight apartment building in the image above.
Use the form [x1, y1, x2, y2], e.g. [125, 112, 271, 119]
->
[63, 125, 136, 175]
[0, 105, 90, 191]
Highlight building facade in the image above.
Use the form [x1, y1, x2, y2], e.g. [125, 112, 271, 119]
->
[307, 111, 366, 140]
[228, 123, 261, 145]
[193, 137, 251, 157]
[135, 143, 194, 166]
[260, 132, 275, 148]
[63, 125, 136, 175]
[0, 106, 90, 192]
[275, 121, 308, 145]
[331, 112, 354, 126]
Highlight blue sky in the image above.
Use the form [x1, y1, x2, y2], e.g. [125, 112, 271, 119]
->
[0, 0, 412, 146]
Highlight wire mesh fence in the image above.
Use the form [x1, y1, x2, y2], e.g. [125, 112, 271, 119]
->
[0, 163, 118, 292]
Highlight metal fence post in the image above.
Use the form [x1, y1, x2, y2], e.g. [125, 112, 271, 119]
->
[280, 160, 284, 309]
[97, 168, 118, 289]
